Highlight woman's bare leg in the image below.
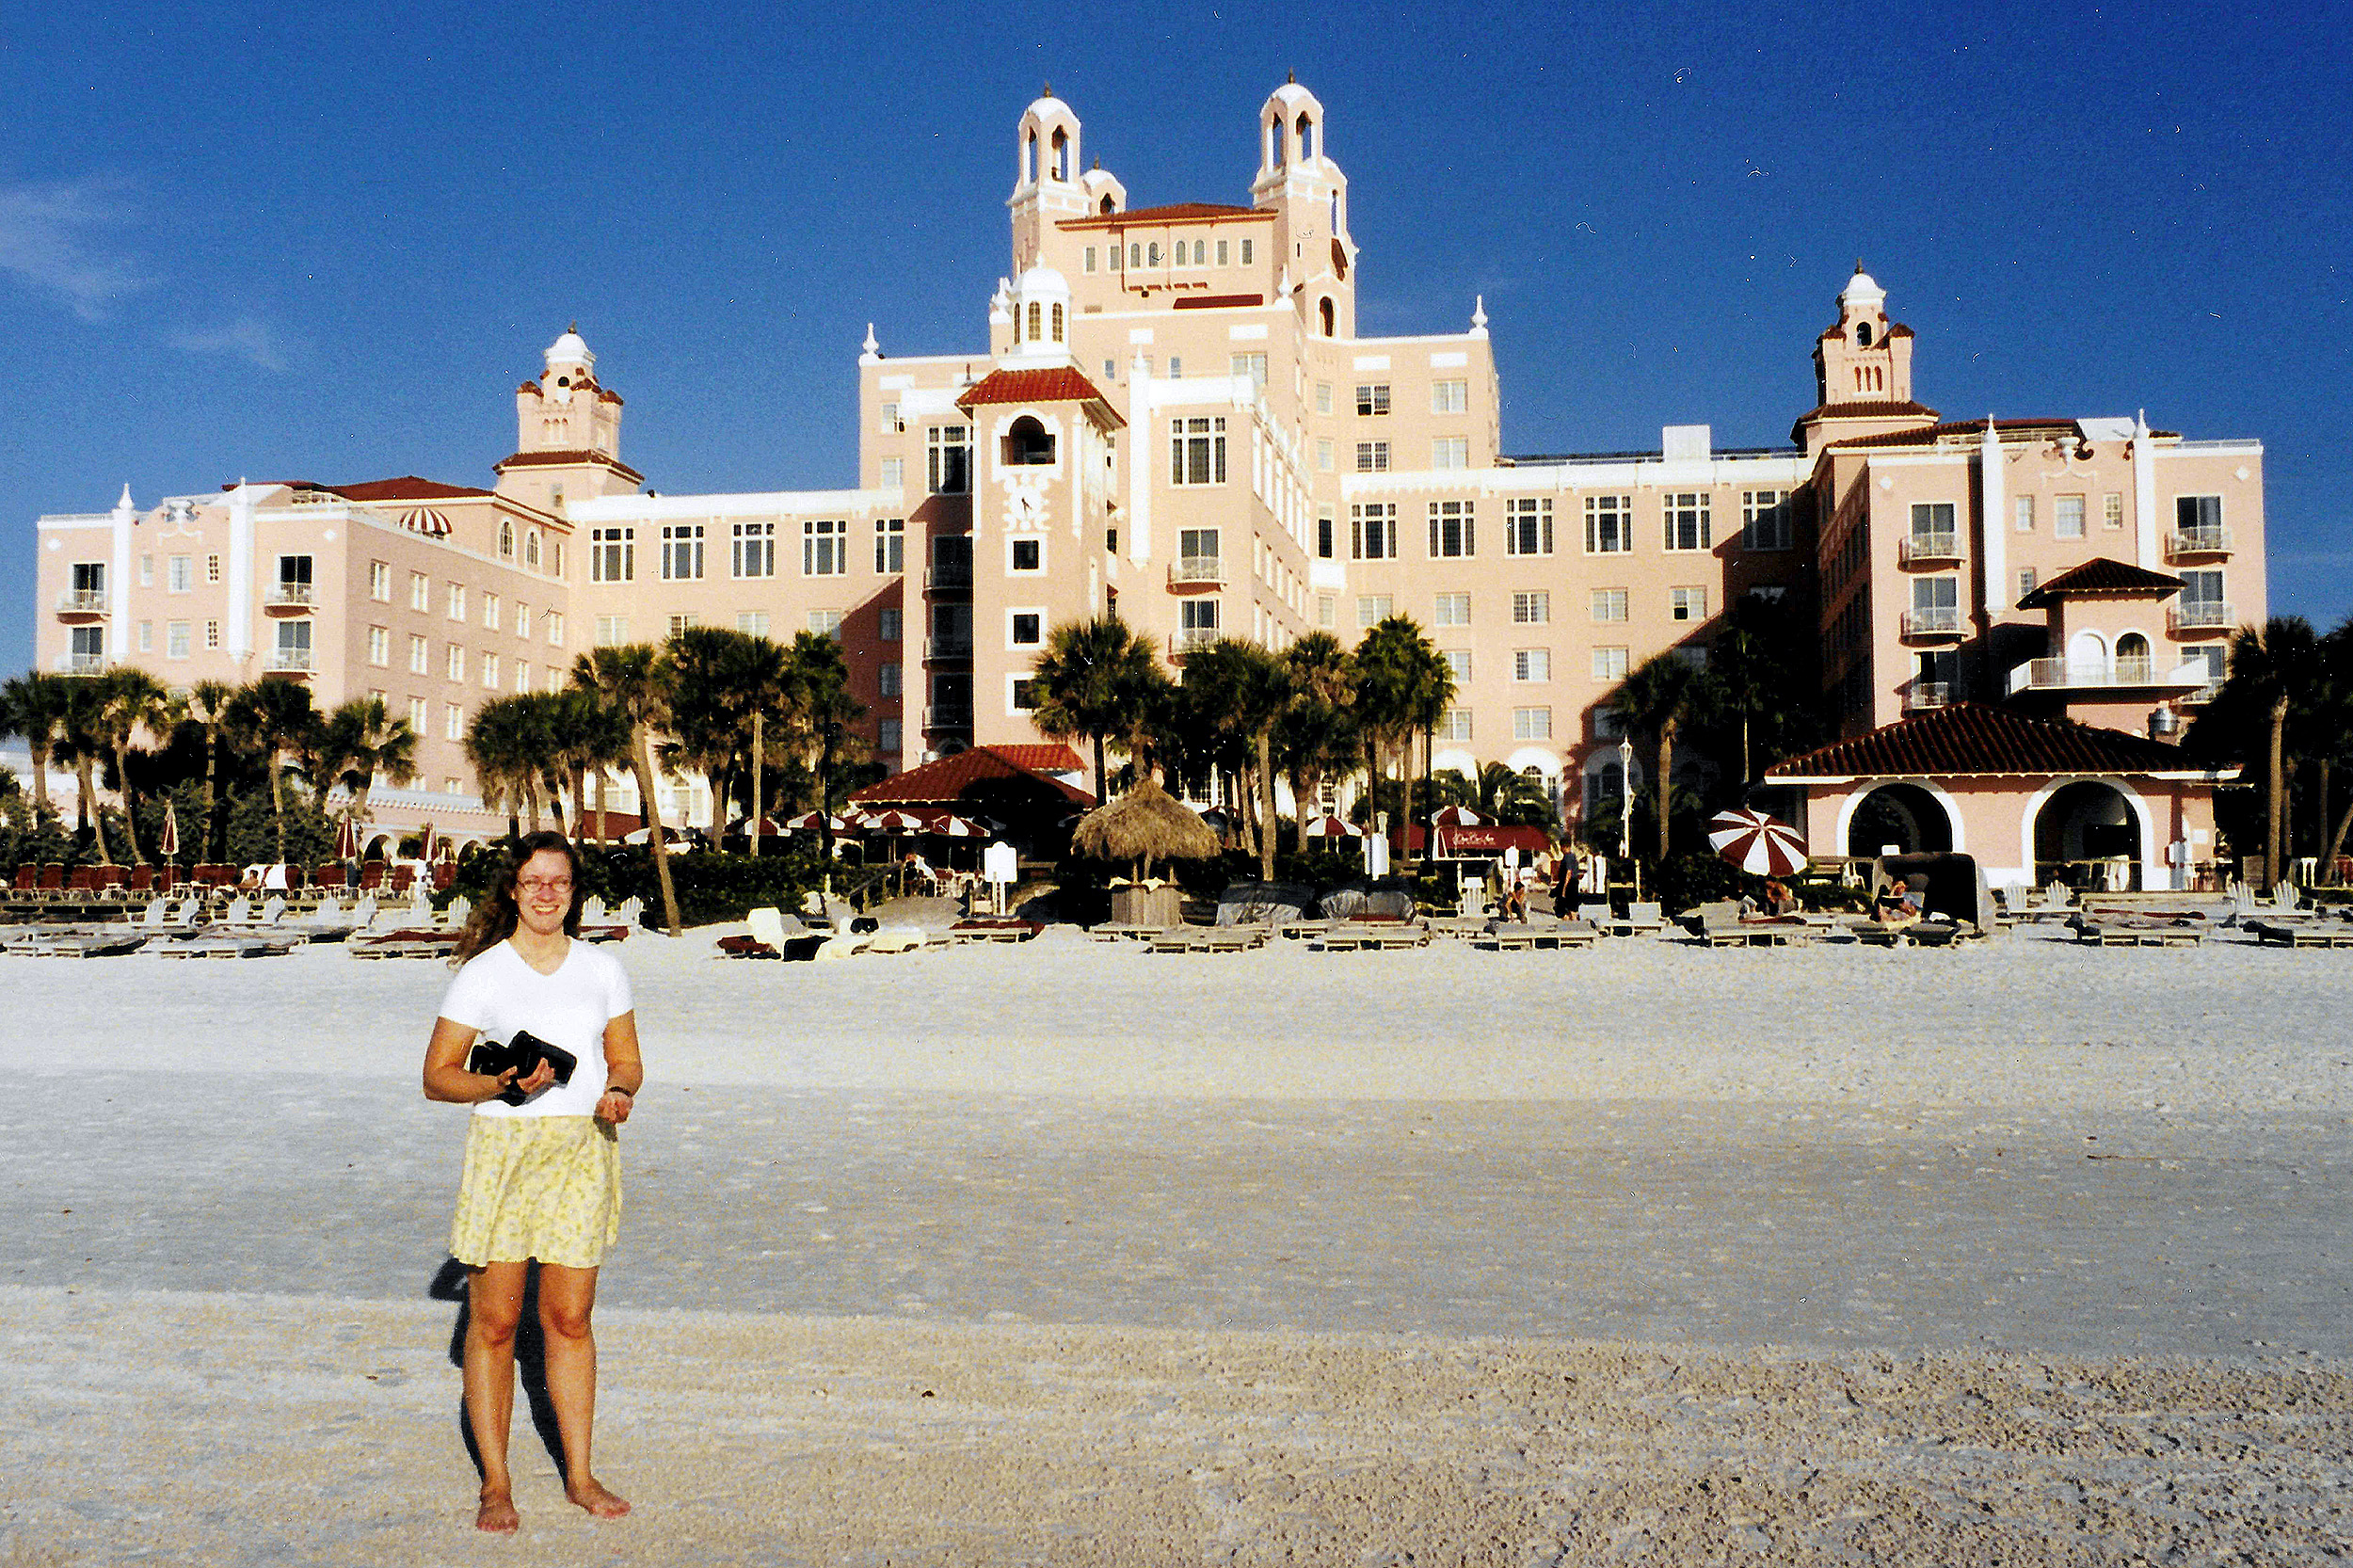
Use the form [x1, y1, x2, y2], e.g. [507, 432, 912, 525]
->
[463, 1261, 530, 1532]
[537, 1262, 630, 1518]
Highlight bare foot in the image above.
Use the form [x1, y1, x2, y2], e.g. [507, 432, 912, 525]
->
[567, 1478, 631, 1520]
[476, 1489, 520, 1534]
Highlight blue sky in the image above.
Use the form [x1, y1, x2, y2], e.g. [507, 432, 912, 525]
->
[6, 2, 2347, 666]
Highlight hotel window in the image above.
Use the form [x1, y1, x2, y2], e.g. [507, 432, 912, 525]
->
[1179, 600, 1219, 639]
[1432, 379, 1468, 414]
[138, 554, 152, 587]
[168, 554, 192, 593]
[879, 718, 903, 754]
[667, 614, 698, 638]
[2017, 568, 2038, 603]
[1231, 353, 1268, 388]
[2104, 492, 2124, 530]
[1317, 594, 1336, 628]
[926, 425, 970, 494]
[525, 529, 541, 569]
[1314, 382, 1332, 414]
[1505, 497, 1553, 556]
[878, 608, 903, 641]
[1433, 592, 1470, 628]
[1356, 594, 1393, 628]
[369, 560, 392, 600]
[408, 634, 428, 674]
[1355, 384, 1389, 416]
[1513, 590, 1551, 625]
[1592, 646, 1630, 681]
[1217, 240, 1231, 266]
[1662, 492, 1711, 551]
[445, 705, 464, 742]
[206, 554, 221, 583]
[2176, 494, 2223, 536]
[1670, 586, 1708, 622]
[1317, 515, 1336, 559]
[1354, 440, 1390, 472]
[2015, 495, 2036, 533]
[2180, 568, 2225, 612]
[1427, 500, 1474, 558]
[808, 609, 844, 639]
[483, 593, 500, 631]
[736, 612, 770, 637]
[516, 603, 531, 639]
[1912, 575, 1960, 626]
[1585, 495, 1631, 553]
[1438, 708, 1473, 742]
[1513, 648, 1551, 682]
[1011, 611, 1043, 646]
[1442, 649, 1471, 683]
[514, 664, 532, 693]
[1351, 503, 1397, 559]
[661, 524, 705, 581]
[499, 520, 514, 559]
[408, 697, 427, 733]
[445, 777, 462, 795]
[1011, 537, 1043, 572]
[549, 540, 563, 577]
[409, 570, 430, 609]
[803, 518, 847, 576]
[546, 612, 563, 647]
[447, 583, 466, 620]
[482, 653, 501, 690]
[878, 664, 902, 697]
[873, 517, 904, 573]
[1431, 437, 1469, 470]
[1316, 438, 1334, 472]
[204, 620, 219, 648]
[1513, 707, 1553, 741]
[1082, 247, 1096, 273]
[732, 520, 776, 579]
[446, 645, 465, 681]
[1590, 589, 1626, 623]
[590, 526, 634, 583]
[1743, 490, 1792, 551]
[168, 621, 190, 659]
[879, 401, 902, 435]
[2055, 493, 2086, 538]
[595, 616, 628, 646]
[880, 456, 904, 489]
[368, 626, 390, 666]
[1170, 416, 1228, 485]
[1241, 237, 1253, 264]
[136, 619, 152, 653]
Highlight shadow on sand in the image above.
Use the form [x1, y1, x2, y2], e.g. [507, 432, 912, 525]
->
[430, 1256, 567, 1482]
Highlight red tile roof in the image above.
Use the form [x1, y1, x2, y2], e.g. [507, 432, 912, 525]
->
[230, 476, 495, 501]
[852, 745, 1096, 808]
[1058, 201, 1267, 230]
[1822, 417, 2183, 453]
[985, 743, 1085, 774]
[2017, 557, 2184, 608]
[492, 450, 647, 484]
[1766, 703, 2223, 780]
[1793, 399, 1941, 424]
[957, 367, 1124, 425]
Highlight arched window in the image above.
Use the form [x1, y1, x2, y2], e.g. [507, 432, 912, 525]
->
[1099, 194, 1115, 215]
[1319, 297, 1336, 337]
[1297, 114, 1315, 160]
[1050, 127, 1068, 181]
[1027, 301, 1041, 341]
[1857, 321, 1874, 347]
[2117, 632, 2151, 673]
[1024, 130, 1037, 184]
[1003, 416, 1055, 466]
[1051, 303, 1064, 343]
[1147, 242, 1161, 267]
[1129, 243, 1141, 267]
[525, 529, 541, 568]
[499, 520, 514, 558]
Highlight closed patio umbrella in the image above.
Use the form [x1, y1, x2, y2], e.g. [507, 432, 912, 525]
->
[334, 812, 360, 862]
[158, 800, 180, 862]
[1706, 807, 1808, 877]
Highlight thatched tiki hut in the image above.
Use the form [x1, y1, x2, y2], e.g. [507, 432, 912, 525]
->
[1071, 777, 1220, 881]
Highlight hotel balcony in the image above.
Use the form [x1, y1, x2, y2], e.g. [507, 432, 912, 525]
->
[54, 588, 109, 620]
[264, 647, 315, 675]
[1904, 680, 1951, 712]
[2006, 656, 2207, 697]
[52, 651, 107, 674]
[1897, 532, 1962, 567]
[263, 580, 316, 613]
[1898, 607, 1961, 641]
[922, 705, 972, 731]
[1169, 626, 1222, 657]
[923, 633, 972, 662]
[1166, 555, 1225, 591]
[2168, 600, 2234, 635]
[2163, 527, 2233, 562]
[924, 565, 972, 596]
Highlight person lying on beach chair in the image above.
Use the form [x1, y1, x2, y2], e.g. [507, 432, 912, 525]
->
[1872, 880, 1921, 925]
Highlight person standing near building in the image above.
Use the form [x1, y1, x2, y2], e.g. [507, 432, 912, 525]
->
[423, 831, 642, 1533]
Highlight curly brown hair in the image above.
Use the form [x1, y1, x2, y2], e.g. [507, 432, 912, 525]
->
[452, 831, 587, 963]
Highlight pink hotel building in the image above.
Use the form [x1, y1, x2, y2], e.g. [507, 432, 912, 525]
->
[36, 82, 2261, 885]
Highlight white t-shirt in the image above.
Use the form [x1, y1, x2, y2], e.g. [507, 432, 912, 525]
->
[438, 938, 635, 1119]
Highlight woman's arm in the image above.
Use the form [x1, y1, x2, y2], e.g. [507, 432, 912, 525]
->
[596, 1010, 643, 1125]
[423, 1016, 552, 1104]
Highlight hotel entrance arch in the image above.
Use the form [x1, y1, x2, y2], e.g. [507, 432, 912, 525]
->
[2034, 780, 2142, 890]
[1843, 781, 1954, 856]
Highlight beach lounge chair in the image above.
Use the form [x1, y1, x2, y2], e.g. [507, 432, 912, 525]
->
[2245, 919, 2353, 949]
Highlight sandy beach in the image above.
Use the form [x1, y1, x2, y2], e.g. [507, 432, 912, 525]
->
[2, 928, 2349, 1563]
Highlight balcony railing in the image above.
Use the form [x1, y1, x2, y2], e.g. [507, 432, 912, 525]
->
[1898, 607, 1961, 638]
[53, 651, 106, 674]
[1167, 555, 1225, 588]
[924, 565, 972, 593]
[1170, 626, 1222, 655]
[2164, 527, 2232, 561]
[266, 647, 315, 673]
[924, 634, 972, 661]
[2006, 657, 2206, 696]
[1905, 680, 1951, 712]
[264, 580, 316, 609]
[1897, 532, 1962, 566]
[2168, 600, 2233, 633]
[922, 705, 972, 730]
[54, 588, 108, 616]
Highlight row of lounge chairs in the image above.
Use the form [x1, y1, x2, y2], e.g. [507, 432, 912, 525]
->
[713, 904, 976, 961]
[4, 861, 460, 902]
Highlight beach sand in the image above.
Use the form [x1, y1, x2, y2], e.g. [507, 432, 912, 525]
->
[2, 929, 2349, 1562]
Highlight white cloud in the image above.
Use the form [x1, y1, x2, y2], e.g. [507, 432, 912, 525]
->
[0, 176, 151, 320]
[168, 316, 296, 373]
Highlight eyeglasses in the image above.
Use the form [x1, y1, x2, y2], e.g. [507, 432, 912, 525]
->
[518, 877, 573, 894]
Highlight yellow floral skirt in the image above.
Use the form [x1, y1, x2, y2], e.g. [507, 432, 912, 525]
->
[450, 1114, 621, 1270]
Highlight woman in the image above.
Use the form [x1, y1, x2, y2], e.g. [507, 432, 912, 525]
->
[423, 831, 640, 1533]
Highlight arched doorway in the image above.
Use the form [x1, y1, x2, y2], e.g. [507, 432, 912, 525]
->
[1845, 782, 1953, 856]
[2035, 780, 2141, 890]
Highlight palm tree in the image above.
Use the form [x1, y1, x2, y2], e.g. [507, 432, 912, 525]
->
[95, 667, 172, 863]
[1433, 760, 1558, 827]
[2318, 616, 2353, 881]
[543, 685, 632, 846]
[782, 631, 865, 860]
[1030, 616, 1162, 802]
[572, 644, 683, 936]
[53, 677, 113, 859]
[2190, 616, 2324, 884]
[226, 679, 320, 863]
[1353, 616, 1455, 880]
[1695, 595, 1819, 789]
[1179, 638, 1292, 877]
[324, 696, 419, 824]
[184, 680, 241, 862]
[660, 627, 788, 831]
[463, 694, 548, 835]
[0, 671, 72, 818]
[1275, 632, 1359, 853]
[1611, 653, 1704, 864]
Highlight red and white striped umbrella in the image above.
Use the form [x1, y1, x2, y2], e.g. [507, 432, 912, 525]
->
[1706, 808, 1808, 877]
[861, 808, 927, 833]
[1429, 805, 1487, 827]
[784, 810, 849, 833]
[1302, 814, 1364, 839]
[926, 813, 987, 838]
[334, 813, 360, 861]
[418, 821, 440, 863]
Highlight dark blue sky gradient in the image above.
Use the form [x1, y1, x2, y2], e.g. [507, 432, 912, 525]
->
[5, 2, 2346, 664]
